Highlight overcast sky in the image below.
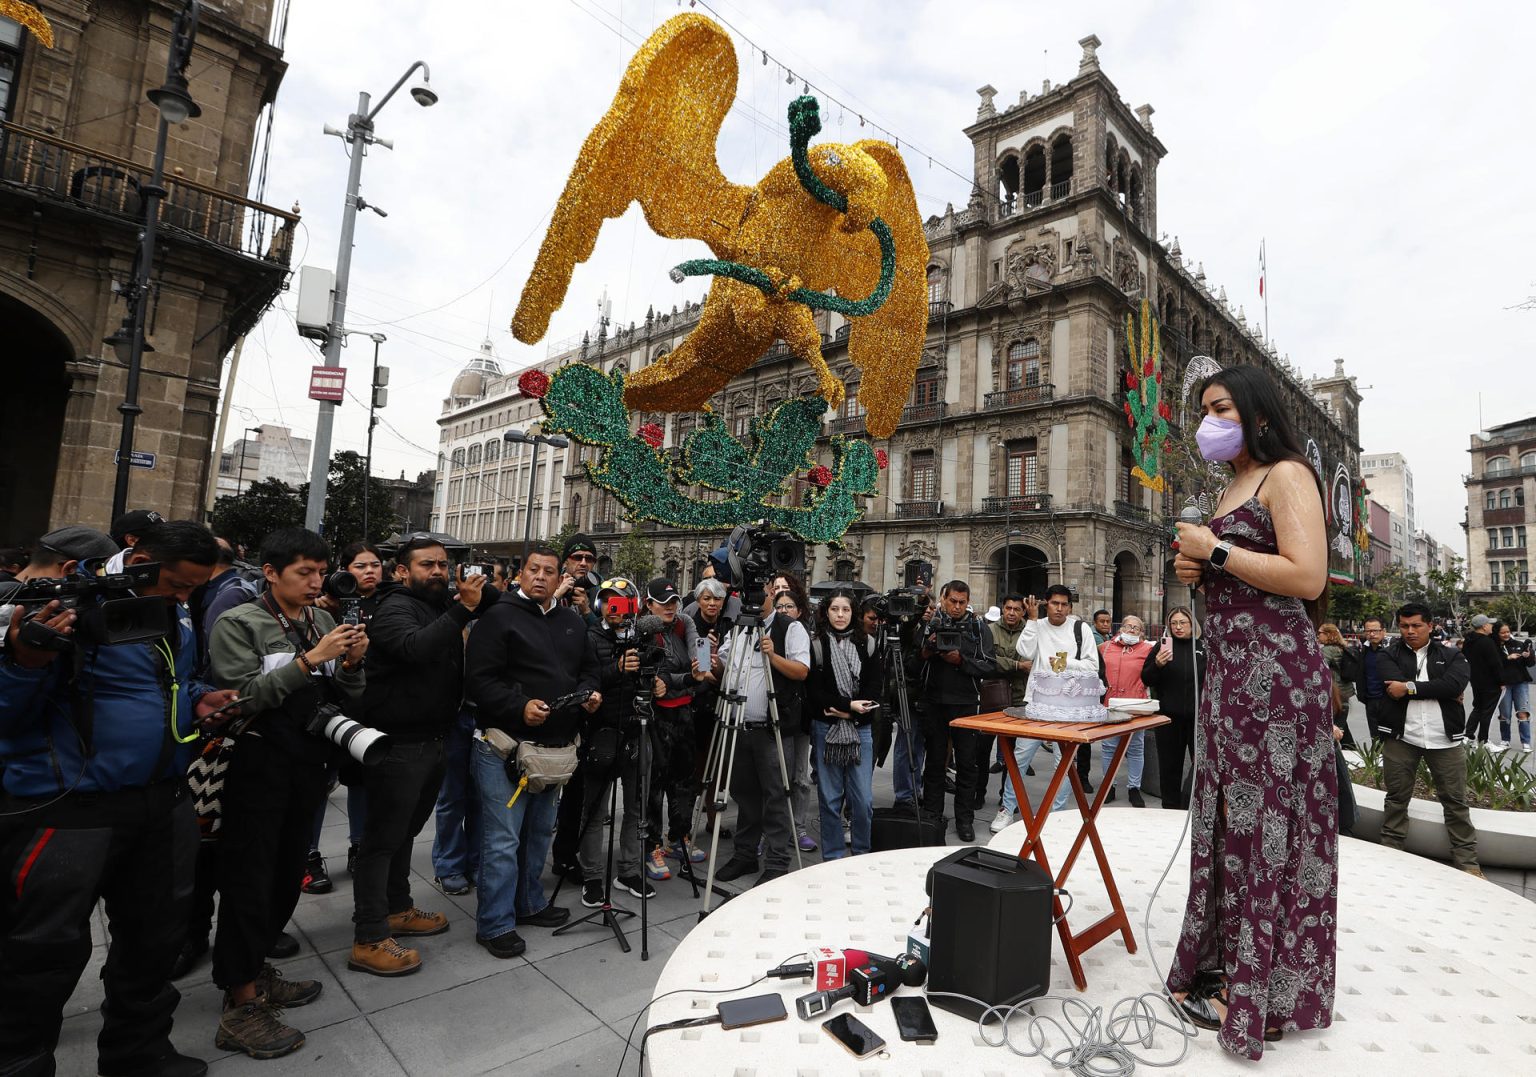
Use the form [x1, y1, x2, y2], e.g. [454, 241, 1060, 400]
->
[229, 0, 1534, 553]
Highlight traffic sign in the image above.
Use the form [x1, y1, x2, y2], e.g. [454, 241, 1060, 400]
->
[309, 366, 347, 403]
[113, 450, 156, 470]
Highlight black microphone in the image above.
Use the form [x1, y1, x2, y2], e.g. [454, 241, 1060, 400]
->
[795, 953, 927, 1019]
[634, 613, 667, 636]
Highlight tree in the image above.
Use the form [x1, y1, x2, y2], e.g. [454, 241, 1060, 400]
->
[1489, 587, 1536, 633]
[615, 526, 654, 584]
[297, 450, 396, 548]
[551, 521, 582, 558]
[210, 478, 304, 554]
[1371, 562, 1424, 612]
[1424, 555, 1468, 620]
[1329, 583, 1388, 630]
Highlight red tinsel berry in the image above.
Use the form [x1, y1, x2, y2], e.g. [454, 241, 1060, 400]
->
[1123, 401, 1132, 420]
[875, 449, 889, 470]
[1125, 371, 1136, 390]
[638, 422, 664, 448]
[1158, 401, 1172, 420]
[808, 465, 833, 487]
[517, 369, 550, 399]
[1143, 357, 1154, 375]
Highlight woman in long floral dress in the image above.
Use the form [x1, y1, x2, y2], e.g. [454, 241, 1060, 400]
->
[1169, 366, 1337, 1060]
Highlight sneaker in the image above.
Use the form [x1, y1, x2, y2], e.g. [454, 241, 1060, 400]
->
[347, 937, 421, 977]
[477, 931, 526, 958]
[667, 837, 707, 864]
[346, 843, 359, 874]
[715, 856, 759, 881]
[300, 852, 332, 895]
[1107, 786, 1118, 803]
[255, 963, 322, 1006]
[1128, 788, 1146, 808]
[521, 904, 570, 928]
[990, 807, 1015, 834]
[617, 874, 658, 899]
[797, 829, 818, 852]
[435, 873, 472, 896]
[581, 880, 605, 908]
[387, 907, 450, 937]
[645, 846, 672, 880]
[215, 997, 305, 1060]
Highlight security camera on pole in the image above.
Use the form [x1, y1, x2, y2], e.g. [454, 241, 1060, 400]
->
[302, 62, 437, 533]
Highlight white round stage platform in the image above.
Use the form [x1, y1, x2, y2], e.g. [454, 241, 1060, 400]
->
[646, 808, 1536, 1075]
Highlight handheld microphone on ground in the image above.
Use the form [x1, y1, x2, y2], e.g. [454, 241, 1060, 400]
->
[766, 947, 871, 984]
[795, 952, 927, 1019]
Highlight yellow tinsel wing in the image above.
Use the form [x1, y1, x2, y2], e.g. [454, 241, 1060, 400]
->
[513, 13, 751, 343]
[835, 141, 929, 440]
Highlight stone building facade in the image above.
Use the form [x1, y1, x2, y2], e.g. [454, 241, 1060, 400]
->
[1464, 415, 1535, 600]
[434, 36, 1362, 619]
[0, 0, 295, 542]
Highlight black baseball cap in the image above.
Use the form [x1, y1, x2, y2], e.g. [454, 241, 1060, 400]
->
[110, 509, 164, 547]
[645, 578, 681, 605]
[39, 526, 119, 565]
[563, 534, 597, 561]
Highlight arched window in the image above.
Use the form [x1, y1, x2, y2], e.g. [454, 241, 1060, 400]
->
[1006, 438, 1039, 497]
[570, 493, 582, 530]
[467, 443, 482, 466]
[1501, 489, 1512, 509]
[437, 452, 445, 472]
[1487, 491, 1498, 511]
[1128, 165, 1145, 224]
[926, 264, 947, 303]
[1522, 451, 1536, 469]
[732, 403, 752, 438]
[998, 155, 1019, 212]
[664, 559, 680, 583]
[1022, 144, 1046, 206]
[1007, 340, 1041, 388]
[1117, 152, 1130, 205]
[1049, 133, 1073, 197]
[1104, 137, 1118, 191]
[451, 448, 466, 469]
[485, 439, 500, 463]
[1487, 457, 1512, 476]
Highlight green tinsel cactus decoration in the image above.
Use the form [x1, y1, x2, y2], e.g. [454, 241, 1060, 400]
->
[536, 363, 877, 543]
[1123, 298, 1172, 492]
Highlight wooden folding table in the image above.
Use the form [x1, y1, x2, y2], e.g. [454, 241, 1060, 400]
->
[948, 709, 1171, 990]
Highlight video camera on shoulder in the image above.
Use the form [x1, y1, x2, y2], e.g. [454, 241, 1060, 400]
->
[1, 563, 170, 652]
[724, 523, 805, 611]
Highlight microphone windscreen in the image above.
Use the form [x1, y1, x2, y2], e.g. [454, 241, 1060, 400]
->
[634, 614, 667, 636]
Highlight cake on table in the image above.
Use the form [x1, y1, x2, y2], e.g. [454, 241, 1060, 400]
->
[1017, 665, 1108, 723]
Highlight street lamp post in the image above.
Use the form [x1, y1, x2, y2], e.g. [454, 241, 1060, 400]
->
[505, 429, 569, 559]
[235, 425, 260, 495]
[362, 333, 386, 540]
[304, 62, 438, 532]
[108, 0, 201, 521]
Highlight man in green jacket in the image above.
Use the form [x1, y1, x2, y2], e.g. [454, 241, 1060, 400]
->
[207, 528, 367, 1060]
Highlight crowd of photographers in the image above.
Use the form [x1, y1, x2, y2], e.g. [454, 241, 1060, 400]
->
[0, 511, 1165, 1074]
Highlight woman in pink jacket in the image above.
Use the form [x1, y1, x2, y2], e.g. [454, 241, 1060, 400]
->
[1098, 614, 1156, 806]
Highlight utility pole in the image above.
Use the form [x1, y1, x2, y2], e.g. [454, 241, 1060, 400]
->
[303, 62, 437, 532]
[362, 333, 386, 539]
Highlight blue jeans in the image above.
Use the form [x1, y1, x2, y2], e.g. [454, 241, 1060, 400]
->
[432, 708, 481, 880]
[1100, 730, 1145, 790]
[1498, 682, 1532, 748]
[891, 720, 924, 805]
[1000, 739, 1071, 814]
[473, 738, 559, 941]
[812, 723, 874, 858]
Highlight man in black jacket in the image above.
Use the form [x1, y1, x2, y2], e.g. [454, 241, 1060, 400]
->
[918, 580, 998, 842]
[1370, 602, 1482, 875]
[1460, 614, 1503, 746]
[464, 545, 601, 958]
[348, 537, 497, 976]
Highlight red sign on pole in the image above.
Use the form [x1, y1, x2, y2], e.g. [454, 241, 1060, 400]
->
[308, 366, 346, 403]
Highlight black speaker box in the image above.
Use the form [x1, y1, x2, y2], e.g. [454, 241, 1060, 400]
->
[925, 846, 1053, 1019]
[870, 803, 947, 851]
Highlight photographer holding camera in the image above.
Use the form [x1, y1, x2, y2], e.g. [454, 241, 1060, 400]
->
[347, 536, 498, 976]
[206, 528, 367, 1060]
[918, 580, 999, 842]
[0, 521, 231, 1077]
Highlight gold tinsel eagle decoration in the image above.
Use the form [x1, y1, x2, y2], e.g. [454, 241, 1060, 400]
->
[512, 13, 929, 439]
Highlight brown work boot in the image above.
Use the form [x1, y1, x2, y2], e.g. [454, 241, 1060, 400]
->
[387, 906, 449, 937]
[255, 962, 323, 1006]
[347, 936, 422, 976]
[215, 996, 305, 1060]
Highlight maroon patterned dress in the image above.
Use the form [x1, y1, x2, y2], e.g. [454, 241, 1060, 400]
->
[1166, 495, 1338, 1060]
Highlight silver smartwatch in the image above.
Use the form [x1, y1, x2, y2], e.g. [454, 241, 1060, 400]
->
[1208, 541, 1234, 573]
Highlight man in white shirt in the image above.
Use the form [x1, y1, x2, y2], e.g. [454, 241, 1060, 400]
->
[991, 585, 1102, 832]
[1373, 602, 1481, 875]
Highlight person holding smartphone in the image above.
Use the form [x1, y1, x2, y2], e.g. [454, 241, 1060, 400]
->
[807, 590, 884, 857]
[1140, 607, 1205, 809]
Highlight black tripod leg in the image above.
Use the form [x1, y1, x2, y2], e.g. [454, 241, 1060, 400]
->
[552, 757, 634, 951]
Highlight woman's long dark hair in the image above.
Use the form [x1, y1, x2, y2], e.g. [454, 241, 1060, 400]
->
[1199, 366, 1330, 624]
[815, 588, 867, 646]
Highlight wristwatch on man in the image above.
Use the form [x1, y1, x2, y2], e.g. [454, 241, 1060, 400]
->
[1208, 541, 1234, 573]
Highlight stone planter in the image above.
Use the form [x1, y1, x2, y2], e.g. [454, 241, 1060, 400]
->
[1349, 778, 1536, 869]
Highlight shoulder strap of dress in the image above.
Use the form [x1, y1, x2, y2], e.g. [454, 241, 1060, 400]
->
[1252, 465, 1278, 498]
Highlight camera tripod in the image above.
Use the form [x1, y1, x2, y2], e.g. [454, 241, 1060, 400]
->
[690, 607, 804, 920]
[881, 620, 929, 840]
[551, 740, 636, 952]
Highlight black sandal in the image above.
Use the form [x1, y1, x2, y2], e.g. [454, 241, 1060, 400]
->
[1178, 987, 1284, 1042]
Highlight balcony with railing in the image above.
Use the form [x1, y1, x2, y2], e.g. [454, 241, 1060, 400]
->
[994, 179, 1074, 220]
[901, 401, 947, 424]
[981, 493, 1052, 515]
[1468, 464, 1536, 484]
[591, 520, 617, 534]
[1115, 500, 1152, 523]
[0, 122, 298, 265]
[827, 413, 865, 435]
[896, 500, 943, 519]
[984, 382, 1054, 409]
[928, 299, 952, 319]
[1487, 545, 1527, 558]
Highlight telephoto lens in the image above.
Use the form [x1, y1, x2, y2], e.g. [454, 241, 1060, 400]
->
[307, 703, 389, 765]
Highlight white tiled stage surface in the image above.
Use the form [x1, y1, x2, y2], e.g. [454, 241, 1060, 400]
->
[648, 810, 1536, 1075]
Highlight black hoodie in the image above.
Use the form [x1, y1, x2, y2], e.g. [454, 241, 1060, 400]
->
[362, 579, 494, 741]
[465, 587, 599, 745]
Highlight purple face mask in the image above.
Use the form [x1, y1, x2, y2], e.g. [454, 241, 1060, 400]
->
[1196, 416, 1245, 462]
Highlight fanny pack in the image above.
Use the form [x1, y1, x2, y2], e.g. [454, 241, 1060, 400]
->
[483, 728, 581, 806]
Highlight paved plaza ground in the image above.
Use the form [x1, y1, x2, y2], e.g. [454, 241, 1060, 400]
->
[55, 700, 1536, 1074]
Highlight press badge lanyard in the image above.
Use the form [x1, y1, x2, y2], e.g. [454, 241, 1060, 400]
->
[153, 635, 197, 745]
